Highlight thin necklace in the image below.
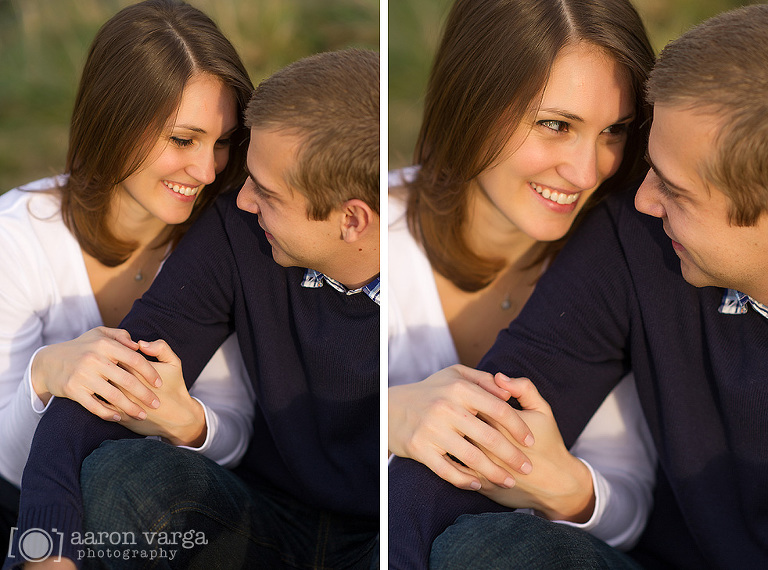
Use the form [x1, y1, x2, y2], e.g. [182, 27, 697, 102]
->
[132, 244, 168, 282]
[498, 260, 543, 311]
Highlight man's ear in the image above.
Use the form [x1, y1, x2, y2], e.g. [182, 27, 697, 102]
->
[340, 199, 377, 242]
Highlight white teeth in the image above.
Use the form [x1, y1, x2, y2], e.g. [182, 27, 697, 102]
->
[163, 181, 200, 197]
[531, 182, 578, 205]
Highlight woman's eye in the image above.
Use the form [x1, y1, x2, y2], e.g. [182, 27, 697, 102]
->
[538, 120, 568, 133]
[603, 123, 629, 136]
[170, 136, 193, 148]
[215, 138, 232, 149]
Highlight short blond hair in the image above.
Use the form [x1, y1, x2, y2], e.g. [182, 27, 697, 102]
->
[245, 49, 380, 219]
[647, 4, 768, 226]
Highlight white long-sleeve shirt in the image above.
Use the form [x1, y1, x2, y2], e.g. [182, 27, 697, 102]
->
[0, 177, 255, 487]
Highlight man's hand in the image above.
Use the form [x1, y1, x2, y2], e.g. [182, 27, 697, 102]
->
[117, 339, 207, 447]
[468, 374, 596, 523]
[30, 326, 161, 421]
[388, 364, 535, 490]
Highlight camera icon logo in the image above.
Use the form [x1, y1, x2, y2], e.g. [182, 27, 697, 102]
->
[7, 527, 64, 562]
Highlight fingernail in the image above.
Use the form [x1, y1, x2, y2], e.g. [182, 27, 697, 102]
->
[154, 378, 162, 388]
[151, 399, 160, 409]
[520, 462, 532, 475]
[138, 410, 147, 420]
[470, 481, 481, 490]
[524, 434, 535, 447]
[504, 477, 515, 488]
[113, 414, 121, 422]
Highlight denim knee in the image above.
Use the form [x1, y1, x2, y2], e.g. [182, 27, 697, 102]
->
[430, 512, 641, 570]
[82, 439, 224, 524]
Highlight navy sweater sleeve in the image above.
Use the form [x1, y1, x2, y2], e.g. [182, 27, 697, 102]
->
[5, 401, 141, 567]
[121, 195, 237, 384]
[4, 197, 238, 569]
[389, 188, 640, 569]
[479, 190, 637, 447]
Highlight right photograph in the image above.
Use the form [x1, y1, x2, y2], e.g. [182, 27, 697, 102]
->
[387, 0, 768, 568]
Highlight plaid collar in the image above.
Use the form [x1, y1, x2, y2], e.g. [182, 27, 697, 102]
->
[718, 288, 768, 320]
[301, 268, 380, 306]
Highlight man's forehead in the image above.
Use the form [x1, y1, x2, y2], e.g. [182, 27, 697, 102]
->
[246, 129, 302, 198]
[648, 104, 722, 190]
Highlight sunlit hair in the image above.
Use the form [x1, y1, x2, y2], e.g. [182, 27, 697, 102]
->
[647, 4, 768, 227]
[407, 0, 654, 291]
[245, 49, 380, 219]
[62, 0, 253, 266]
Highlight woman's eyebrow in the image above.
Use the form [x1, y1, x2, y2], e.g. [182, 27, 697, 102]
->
[538, 109, 636, 124]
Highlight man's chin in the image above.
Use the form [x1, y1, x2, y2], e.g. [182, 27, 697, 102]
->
[679, 262, 713, 289]
[270, 248, 295, 268]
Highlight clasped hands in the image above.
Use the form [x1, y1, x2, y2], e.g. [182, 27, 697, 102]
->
[388, 365, 595, 523]
[31, 326, 206, 447]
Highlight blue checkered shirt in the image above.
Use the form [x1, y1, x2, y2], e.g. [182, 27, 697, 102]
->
[718, 288, 768, 320]
[301, 268, 380, 306]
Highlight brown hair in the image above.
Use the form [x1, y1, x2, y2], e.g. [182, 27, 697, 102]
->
[646, 4, 768, 227]
[407, 0, 654, 291]
[245, 49, 380, 218]
[62, 0, 253, 266]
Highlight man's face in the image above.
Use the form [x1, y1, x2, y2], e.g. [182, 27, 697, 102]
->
[237, 127, 340, 271]
[635, 104, 768, 301]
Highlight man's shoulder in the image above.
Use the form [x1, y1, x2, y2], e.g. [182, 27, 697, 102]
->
[210, 188, 241, 220]
[582, 179, 664, 249]
[190, 189, 265, 246]
[597, 179, 644, 224]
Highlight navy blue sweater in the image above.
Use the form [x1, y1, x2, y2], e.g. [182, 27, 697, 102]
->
[6, 191, 379, 567]
[389, 183, 768, 569]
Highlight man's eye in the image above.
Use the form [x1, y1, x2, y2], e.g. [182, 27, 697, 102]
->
[657, 179, 677, 199]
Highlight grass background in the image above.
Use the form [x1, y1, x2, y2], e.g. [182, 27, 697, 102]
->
[1, 0, 762, 190]
[0, 0, 379, 193]
[389, 0, 762, 169]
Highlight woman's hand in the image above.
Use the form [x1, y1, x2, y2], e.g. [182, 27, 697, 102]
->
[117, 339, 207, 447]
[30, 326, 161, 421]
[469, 374, 596, 523]
[388, 364, 535, 491]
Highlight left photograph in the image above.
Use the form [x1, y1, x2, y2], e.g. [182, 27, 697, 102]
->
[0, 1, 380, 568]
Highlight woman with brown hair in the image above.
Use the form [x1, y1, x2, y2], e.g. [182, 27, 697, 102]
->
[0, 0, 254, 552]
[389, 0, 657, 564]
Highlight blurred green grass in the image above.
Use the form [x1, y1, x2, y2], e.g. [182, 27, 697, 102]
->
[388, 0, 761, 169]
[0, 0, 379, 193]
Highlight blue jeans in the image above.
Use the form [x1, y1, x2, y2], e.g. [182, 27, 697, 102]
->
[80, 439, 378, 569]
[430, 512, 644, 569]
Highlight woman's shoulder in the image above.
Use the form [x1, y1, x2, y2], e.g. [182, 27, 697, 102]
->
[0, 176, 71, 267]
[388, 166, 420, 229]
[0, 176, 66, 220]
[388, 165, 419, 188]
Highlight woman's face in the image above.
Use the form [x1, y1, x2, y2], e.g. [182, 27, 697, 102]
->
[472, 42, 635, 242]
[117, 72, 238, 226]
